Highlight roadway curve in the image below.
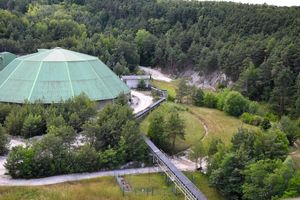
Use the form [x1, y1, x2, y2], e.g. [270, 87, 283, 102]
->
[131, 90, 153, 114]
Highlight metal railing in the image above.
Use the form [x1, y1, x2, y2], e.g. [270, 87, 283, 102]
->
[133, 88, 208, 200]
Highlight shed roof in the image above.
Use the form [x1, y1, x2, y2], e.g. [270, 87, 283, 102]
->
[0, 47, 131, 104]
[122, 75, 150, 80]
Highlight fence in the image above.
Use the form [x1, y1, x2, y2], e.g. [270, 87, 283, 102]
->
[114, 167, 186, 197]
[114, 170, 124, 196]
[131, 187, 174, 196]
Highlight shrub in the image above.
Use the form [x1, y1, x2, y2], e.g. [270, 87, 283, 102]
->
[217, 87, 230, 110]
[137, 77, 146, 88]
[260, 118, 271, 130]
[166, 93, 175, 102]
[248, 101, 259, 115]
[76, 144, 99, 172]
[203, 92, 218, 108]
[223, 91, 247, 116]
[241, 112, 263, 126]
[193, 88, 204, 107]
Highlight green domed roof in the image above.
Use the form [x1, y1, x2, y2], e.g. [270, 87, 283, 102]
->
[0, 48, 131, 103]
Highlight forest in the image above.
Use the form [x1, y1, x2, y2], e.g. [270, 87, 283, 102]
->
[0, 0, 300, 117]
[1, 0, 300, 199]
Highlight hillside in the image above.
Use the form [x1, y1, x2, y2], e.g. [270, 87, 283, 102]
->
[1, 0, 300, 116]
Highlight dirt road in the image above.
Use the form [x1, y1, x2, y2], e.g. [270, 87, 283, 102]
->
[131, 90, 153, 114]
[139, 66, 172, 82]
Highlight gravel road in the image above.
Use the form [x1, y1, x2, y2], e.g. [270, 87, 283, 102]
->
[139, 66, 172, 82]
[131, 90, 153, 114]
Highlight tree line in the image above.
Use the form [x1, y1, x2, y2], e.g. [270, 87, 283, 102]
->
[1, 92, 146, 178]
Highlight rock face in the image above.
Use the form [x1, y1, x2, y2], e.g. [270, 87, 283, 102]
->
[181, 69, 234, 91]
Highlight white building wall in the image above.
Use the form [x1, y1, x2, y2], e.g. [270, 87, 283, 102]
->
[126, 79, 140, 88]
[124, 79, 149, 88]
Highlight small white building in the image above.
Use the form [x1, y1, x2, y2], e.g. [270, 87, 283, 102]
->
[122, 75, 150, 88]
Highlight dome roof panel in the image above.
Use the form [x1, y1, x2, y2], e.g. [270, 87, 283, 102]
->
[0, 48, 131, 103]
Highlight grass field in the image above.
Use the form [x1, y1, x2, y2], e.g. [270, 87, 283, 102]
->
[185, 106, 257, 146]
[139, 103, 206, 153]
[192, 173, 228, 200]
[150, 79, 177, 97]
[0, 173, 227, 200]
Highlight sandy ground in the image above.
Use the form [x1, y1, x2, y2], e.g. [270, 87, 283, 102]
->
[139, 66, 172, 82]
[131, 90, 153, 114]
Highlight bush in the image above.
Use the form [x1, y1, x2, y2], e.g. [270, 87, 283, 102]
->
[76, 144, 99, 172]
[137, 77, 146, 88]
[241, 113, 263, 126]
[277, 116, 300, 145]
[260, 118, 271, 130]
[203, 92, 218, 108]
[223, 91, 248, 116]
[248, 101, 259, 115]
[166, 93, 175, 102]
[193, 88, 204, 107]
[217, 87, 230, 110]
[151, 89, 161, 97]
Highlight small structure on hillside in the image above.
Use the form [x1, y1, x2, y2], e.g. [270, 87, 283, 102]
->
[122, 75, 150, 88]
[0, 52, 17, 71]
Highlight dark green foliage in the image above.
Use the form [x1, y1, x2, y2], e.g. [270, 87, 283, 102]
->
[21, 114, 44, 138]
[276, 116, 300, 145]
[46, 114, 66, 130]
[242, 158, 296, 200]
[260, 117, 271, 130]
[207, 127, 291, 199]
[217, 87, 230, 111]
[281, 172, 300, 198]
[4, 94, 145, 179]
[254, 128, 289, 161]
[0, 124, 10, 155]
[223, 91, 248, 116]
[0, 103, 12, 124]
[68, 112, 82, 133]
[175, 78, 189, 103]
[147, 112, 165, 150]
[164, 113, 186, 156]
[241, 112, 263, 126]
[166, 93, 175, 102]
[115, 91, 128, 106]
[202, 92, 218, 108]
[1, 0, 300, 115]
[137, 77, 146, 89]
[75, 144, 99, 172]
[209, 145, 254, 199]
[193, 88, 204, 107]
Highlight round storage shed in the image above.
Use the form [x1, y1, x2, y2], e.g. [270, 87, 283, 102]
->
[0, 47, 131, 104]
